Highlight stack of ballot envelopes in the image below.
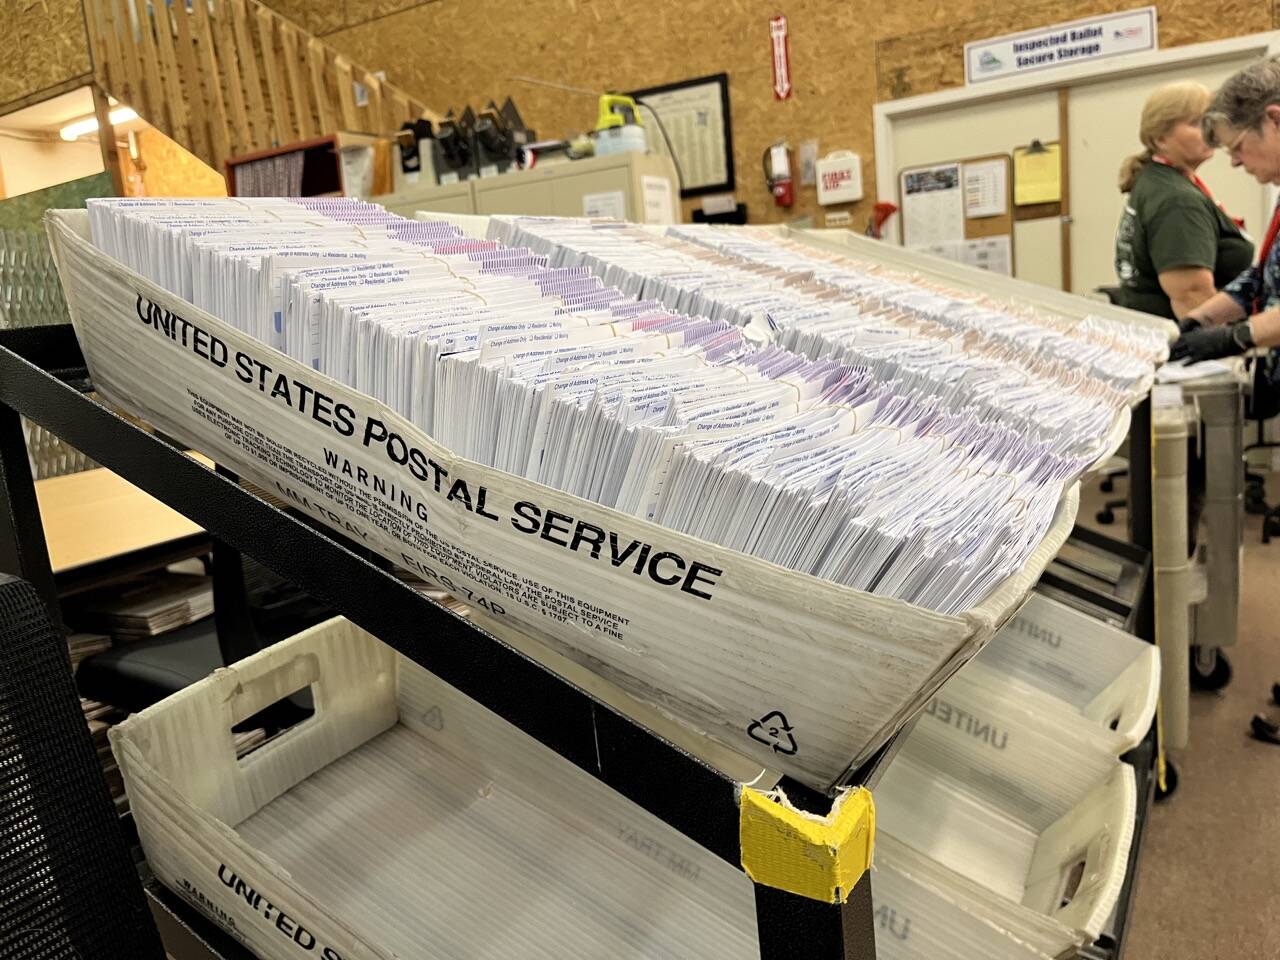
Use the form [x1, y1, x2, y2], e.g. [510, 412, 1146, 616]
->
[48, 199, 1168, 790]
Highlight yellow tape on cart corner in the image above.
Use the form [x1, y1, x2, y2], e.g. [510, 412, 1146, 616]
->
[739, 785, 875, 903]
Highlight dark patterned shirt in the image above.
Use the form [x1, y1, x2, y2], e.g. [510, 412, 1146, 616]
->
[1224, 220, 1280, 314]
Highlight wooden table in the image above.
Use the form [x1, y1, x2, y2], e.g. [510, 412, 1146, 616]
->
[35, 458, 211, 595]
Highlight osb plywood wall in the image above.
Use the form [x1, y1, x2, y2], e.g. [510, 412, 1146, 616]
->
[122, 128, 229, 197]
[876, 0, 1276, 99]
[117, 0, 1280, 223]
[0, 0, 92, 111]
[1, 1, 1271, 219]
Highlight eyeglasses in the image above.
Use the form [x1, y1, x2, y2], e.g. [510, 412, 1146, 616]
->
[1222, 126, 1254, 158]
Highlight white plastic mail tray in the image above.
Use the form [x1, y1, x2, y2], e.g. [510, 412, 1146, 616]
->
[113, 618, 761, 959]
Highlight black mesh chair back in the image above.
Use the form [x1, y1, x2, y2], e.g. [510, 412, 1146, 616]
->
[0, 574, 165, 959]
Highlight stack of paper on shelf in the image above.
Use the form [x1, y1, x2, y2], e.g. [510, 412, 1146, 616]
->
[232, 728, 268, 758]
[67, 631, 111, 669]
[70, 572, 213, 640]
[84, 704, 129, 813]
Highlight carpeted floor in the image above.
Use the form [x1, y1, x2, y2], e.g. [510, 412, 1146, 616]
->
[1080, 481, 1280, 960]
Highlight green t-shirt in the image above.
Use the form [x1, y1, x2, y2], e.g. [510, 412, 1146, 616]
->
[1115, 161, 1254, 319]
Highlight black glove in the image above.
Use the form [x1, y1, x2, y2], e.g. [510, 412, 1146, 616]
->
[1178, 315, 1202, 334]
[1170, 321, 1254, 363]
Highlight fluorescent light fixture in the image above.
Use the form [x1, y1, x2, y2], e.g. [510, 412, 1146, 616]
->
[59, 107, 138, 141]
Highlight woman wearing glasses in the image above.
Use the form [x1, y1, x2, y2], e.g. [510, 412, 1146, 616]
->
[1116, 82, 1253, 322]
[1174, 57, 1280, 360]
[1173, 56, 1280, 744]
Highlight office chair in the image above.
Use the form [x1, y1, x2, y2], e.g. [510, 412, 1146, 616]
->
[1255, 684, 1280, 743]
[74, 536, 335, 720]
[1244, 411, 1276, 525]
[0, 574, 168, 958]
[1242, 355, 1280, 542]
[1094, 457, 1129, 525]
[75, 469, 384, 719]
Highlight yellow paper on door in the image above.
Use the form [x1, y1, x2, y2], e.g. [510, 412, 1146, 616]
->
[1014, 143, 1061, 206]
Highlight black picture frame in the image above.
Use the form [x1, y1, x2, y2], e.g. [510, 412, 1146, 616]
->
[629, 72, 734, 198]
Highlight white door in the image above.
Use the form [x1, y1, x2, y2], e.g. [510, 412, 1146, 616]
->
[890, 90, 1063, 289]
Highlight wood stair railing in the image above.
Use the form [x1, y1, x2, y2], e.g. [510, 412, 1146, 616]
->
[84, 0, 437, 174]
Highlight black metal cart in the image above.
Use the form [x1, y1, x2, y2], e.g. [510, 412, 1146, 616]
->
[0, 323, 886, 958]
[0, 324, 1158, 960]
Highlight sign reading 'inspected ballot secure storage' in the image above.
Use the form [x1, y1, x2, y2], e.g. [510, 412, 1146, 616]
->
[964, 7, 1157, 85]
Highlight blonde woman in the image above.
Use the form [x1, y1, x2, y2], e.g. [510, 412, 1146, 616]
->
[1115, 81, 1253, 322]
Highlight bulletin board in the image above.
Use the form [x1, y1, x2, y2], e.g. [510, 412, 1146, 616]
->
[898, 152, 1015, 275]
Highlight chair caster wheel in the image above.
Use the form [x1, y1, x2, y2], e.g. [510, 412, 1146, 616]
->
[1155, 760, 1178, 803]
[1252, 713, 1280, 745]
[1100, 478, 1115, 493]
[1190, 647, 1232, 691]
[1096, 508, 1115, 525]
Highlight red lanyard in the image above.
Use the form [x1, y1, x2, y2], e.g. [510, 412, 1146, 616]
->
[1152, 155, 1246, 229]
[1250, 200, 1280, 313]
[1259, 200, 1280, 269]
[1224, 192, 1280, 315]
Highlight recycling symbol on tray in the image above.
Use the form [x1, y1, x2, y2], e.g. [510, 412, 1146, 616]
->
[747, 710, 798, 756]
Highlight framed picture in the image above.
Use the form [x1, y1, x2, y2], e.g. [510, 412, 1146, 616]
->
[629, 73, 734, 198]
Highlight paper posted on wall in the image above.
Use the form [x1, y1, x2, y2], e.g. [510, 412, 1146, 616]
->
[900, 163, 964, 247]
[917, 235, 1012, 276]
[963, 159, 1007, 218]
[641, 176, 675, 224]
[583, 191, 627, 220]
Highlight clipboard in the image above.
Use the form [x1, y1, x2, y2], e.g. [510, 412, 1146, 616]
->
[1013, 141, 1063, 221]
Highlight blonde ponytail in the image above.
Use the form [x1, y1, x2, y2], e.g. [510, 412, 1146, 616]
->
[1118, 81, 1211, 193]
[1118, 149, 1153, 193]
